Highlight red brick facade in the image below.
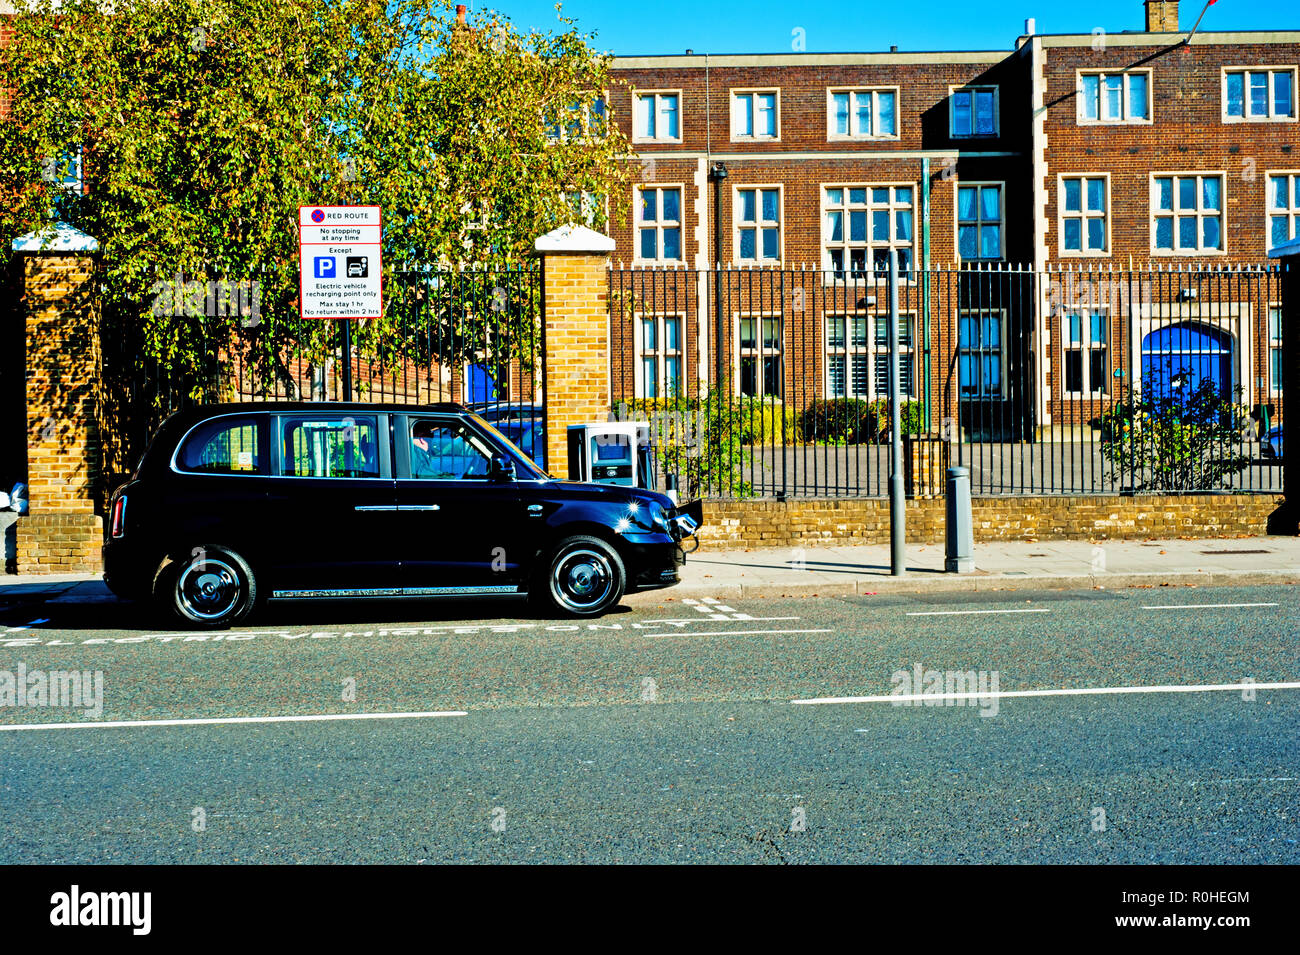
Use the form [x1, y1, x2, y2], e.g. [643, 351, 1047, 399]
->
[605, 4, 1296, 436]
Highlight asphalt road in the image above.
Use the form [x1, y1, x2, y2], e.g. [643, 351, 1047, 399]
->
[0, 584, 1296, 863]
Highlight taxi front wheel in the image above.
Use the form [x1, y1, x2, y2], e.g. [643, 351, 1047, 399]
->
[537, 535, 626, 618]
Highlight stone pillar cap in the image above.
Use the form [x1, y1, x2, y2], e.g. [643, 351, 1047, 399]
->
[534, 224, 614, 254]
[12, 222, 100, 253]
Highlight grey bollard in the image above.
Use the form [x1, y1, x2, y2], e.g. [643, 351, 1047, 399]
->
[945, 466, 974, 573]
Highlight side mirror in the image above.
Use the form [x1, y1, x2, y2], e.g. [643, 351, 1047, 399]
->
[489, 455, 516, 482]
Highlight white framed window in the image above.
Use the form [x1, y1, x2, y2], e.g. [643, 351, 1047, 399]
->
[562, 190, 603, 228]
[950, 86, 998, 137]
[734, 186, 782, 263]
[957, 183, 1004, 261]
[824, 313, 916, 399]
[1061, 309, 1109, 396]
[1269, 305, 1283, 397]
[633, 91, 681, 142]
[822, 185, 914, 279]
[738, 314, 782, 398]
[827, 88, 899, 140]
[1077, 70, 1151, 124]
[1059, 175, 1109, 255]
[546, 95, 607, 142]
[731, 89, 779, 140]
[958, 310, 1005, 399]
[636, 313, 684, 399]
[635, 185, 683, 263]
[1223, 68, 1296, 122]
[1267, 171, 1300, 248]
[1151, 173, 1225, 255]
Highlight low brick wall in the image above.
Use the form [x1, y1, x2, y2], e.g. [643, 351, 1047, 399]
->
[698, 495, 1288, 549]
[16, 514, 104, 574]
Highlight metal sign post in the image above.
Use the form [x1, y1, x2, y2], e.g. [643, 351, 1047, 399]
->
[888, 249, 906, 576]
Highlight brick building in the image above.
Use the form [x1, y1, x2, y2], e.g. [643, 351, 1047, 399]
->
[606, 0, 1295, 439]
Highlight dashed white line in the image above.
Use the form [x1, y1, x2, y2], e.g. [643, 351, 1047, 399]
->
[647, 628, 834, 638]
[0, 711, 469, 732]
[904, 608, 1052, 617]
[792, 680, 1300, 705]
[1141, 603, 1279, 610]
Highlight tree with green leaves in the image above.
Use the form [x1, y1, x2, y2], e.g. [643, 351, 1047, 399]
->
[0, 0, 630, 424]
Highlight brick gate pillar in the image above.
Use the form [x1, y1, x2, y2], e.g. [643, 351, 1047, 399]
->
[535, 225, 615, 477]
[11, 225, 104, 574]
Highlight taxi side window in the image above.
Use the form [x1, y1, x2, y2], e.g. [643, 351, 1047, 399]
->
[281, 416, 380, 478]
[409, 421, 492, 480]
[176, 418, 263, 474]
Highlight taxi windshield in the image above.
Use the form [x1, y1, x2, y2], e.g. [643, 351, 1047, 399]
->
[466, 413, 549, 479]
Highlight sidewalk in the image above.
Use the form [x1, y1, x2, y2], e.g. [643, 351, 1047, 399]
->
[2, 537, 1298, 607]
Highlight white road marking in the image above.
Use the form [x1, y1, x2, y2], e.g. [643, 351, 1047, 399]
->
[1141, 602, 1279, 610]
[0, 710, 468, 732]
[5, 618, 50, 632]
[648, 628, 833, 638]
[792, 680, 1300, 706]
[904, 608, 1052, 617]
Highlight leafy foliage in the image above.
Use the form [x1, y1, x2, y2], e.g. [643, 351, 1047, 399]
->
[615, 390, 754, 499]
[1097, 376, 1252, 491]
[799, 397, 925, 444]
[0, 0, 631, 401]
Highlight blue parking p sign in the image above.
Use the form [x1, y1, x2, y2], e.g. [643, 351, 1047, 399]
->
[314, 256, 336, 279]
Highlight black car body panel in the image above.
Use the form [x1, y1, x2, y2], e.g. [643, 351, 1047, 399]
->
[102, 402, 700, 611]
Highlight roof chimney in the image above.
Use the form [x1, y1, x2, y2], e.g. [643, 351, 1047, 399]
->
[1024, 18, 1035, 35]
[456, 4, 467, 25]
[1145, 0, 1179, 32]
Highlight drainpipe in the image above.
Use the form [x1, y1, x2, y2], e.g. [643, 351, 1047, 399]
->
[921, 157, 932, 430]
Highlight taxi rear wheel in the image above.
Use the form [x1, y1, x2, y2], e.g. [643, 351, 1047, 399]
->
[155, 545, 258, 630]
[538, 535, 626, 618]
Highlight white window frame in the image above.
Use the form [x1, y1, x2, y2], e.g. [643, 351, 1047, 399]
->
[1149, 172, 1227, 256]
[736, 312, 783, 399]
[1266, 170, 1300, 248]
[957, 309, 1007, 400]
[823, 312, 917, 400]
[949, 85, 999, 138]
[633, 183, 685, 265]
[1222, 67, 1297, 123]
[820, 183, 916, 283]
[1268, 303, 1283, 397]
[733, 184, 783, 264]
[955, 181, 1005, 262]
[826, 87, 900, 141]
[1060, 308, 1111, 398]
[1057, 174, 1111, 257]
[634, 312, 685, 399]
[1076, 69, 1153, 125]
[730, 88, 780, 141]
[632, 90, 683, 143]
[546, 93, 609, 143]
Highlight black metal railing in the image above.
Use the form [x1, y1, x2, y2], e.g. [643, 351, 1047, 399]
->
[99, 265, 541, 497]
[609, 263, 1285, 500]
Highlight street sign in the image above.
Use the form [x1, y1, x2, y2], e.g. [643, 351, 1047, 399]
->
[298, 205, 382, 319]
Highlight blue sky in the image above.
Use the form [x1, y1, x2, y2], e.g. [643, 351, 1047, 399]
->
[463, 0, 1300, 55]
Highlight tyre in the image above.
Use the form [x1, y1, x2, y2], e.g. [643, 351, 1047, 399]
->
[155, 545, 258, 629]
[538, 535, 626, 618]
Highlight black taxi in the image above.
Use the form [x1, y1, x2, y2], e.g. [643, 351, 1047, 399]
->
[103, 403, 702, 628]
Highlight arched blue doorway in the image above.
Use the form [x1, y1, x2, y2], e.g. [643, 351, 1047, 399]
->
[1140, 322, 1235, 401]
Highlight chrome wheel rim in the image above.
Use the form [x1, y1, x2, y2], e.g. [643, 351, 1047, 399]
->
[550, 548, 615, 613]
[176, 557, 242, 622]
